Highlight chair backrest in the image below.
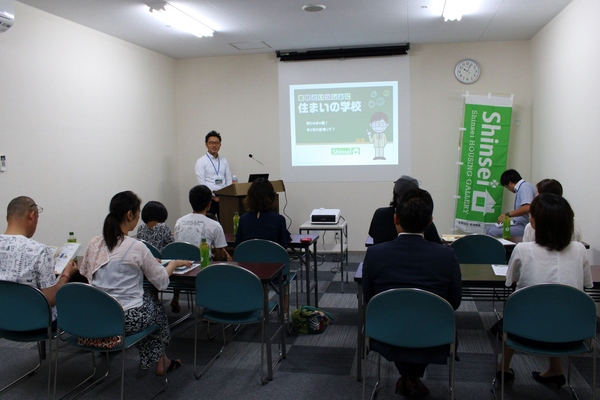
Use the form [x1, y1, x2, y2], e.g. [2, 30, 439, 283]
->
[0, 280, 52, 332]
[504, 283, 596, 343]
[365, 288, 455, 348]
[162, 241, 200, 261]
[234, 239, 290, 276]
[450, 234, 506, 264]
[141, 240, 162, 258]
[195, 264, 263, 314]
[56, 283, 125, 338]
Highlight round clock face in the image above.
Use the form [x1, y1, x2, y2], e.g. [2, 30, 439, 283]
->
[455, 59, 480, 84]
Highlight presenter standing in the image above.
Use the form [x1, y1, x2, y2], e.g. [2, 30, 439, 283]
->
[194, 130, 232, 218]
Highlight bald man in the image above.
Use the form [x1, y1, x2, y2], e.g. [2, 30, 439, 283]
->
[0, 196, 77, 317]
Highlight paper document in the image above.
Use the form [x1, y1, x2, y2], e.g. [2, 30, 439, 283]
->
[492, 264, 508, 276]
[48, 243, 81, 275]
[441, 234, 465, 243]
[171, 263, 201, 275]
[496, 238, 515, 245]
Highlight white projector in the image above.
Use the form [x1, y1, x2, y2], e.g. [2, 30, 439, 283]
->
[310, 208, 341, 224]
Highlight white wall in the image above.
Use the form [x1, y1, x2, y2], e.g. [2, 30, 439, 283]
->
[531, 0, 600, 263]
[175, 41, 533, 251]
[9, 3, 578, 256]
[0, 3, 180, 246]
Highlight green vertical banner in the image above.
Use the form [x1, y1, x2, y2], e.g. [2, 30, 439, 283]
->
[454, 94, 513, 233]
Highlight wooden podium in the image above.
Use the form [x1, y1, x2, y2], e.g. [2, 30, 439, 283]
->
[215, 180, 285, 233]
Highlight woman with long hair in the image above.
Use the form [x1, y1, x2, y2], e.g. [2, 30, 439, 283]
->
[80, 191, 190, 375]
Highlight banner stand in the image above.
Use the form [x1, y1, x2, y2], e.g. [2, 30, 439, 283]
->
[453, 92, 514, 234]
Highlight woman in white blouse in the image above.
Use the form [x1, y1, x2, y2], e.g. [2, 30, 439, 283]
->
[80, 191, 190, 376]
[496, 193, 592, 387]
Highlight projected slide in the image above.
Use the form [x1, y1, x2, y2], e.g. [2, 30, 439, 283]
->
[290, 81, 398, 166]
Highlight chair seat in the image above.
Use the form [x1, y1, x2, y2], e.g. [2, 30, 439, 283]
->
[506, 337, 590, 357]
[271, 270, 297, 286]
[203, 301, 278, 325]
[0, 327, 56, 342]
[64, 324, 160, 352]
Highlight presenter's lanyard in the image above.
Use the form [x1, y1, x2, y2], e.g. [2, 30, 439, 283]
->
[513, 182, 520, 210]
[207, 153, 220, 176]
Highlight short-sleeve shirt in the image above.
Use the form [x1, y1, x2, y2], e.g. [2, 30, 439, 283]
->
[513, 180, 536, 227]
[506, 241, 592, 291]
[174, 213, 228, 257]
[0, 234, 58, 319]
[137, 223, 173, 252]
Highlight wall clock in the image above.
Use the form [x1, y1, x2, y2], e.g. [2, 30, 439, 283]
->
[454, 59, 481, 84]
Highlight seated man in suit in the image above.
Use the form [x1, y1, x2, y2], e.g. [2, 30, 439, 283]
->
[368, 175, 441, 245]
[363, 188, 462, 399]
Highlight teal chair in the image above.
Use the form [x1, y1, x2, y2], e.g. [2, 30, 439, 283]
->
[194, 264, 277, 384]
[451, 234, 508, 309]
[161, 241, 200, 261]
[363, 288, 456, 400]
[54, 283, 167, 400]
[161, 241, 199, 319]
[141, 240, 162, 258]
[496, 284, 596, 400]
[234, 239, 298, 316]
[0, 281, 54, 398]
[450, 234, 506, 264]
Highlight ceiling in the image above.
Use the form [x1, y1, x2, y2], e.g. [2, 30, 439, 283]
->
[15, 0, 573, 60]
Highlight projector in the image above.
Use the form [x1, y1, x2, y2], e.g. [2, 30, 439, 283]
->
[310, 208, 341, 224]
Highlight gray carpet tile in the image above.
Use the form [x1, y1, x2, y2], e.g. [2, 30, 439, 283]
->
[278, 345, 355, 375]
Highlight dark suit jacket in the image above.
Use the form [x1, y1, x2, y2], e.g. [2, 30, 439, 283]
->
[363, 234, 462, 365]
[368, 206, 442, 245]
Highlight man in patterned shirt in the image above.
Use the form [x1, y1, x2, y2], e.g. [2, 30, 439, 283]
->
[0, 196, 78, 317]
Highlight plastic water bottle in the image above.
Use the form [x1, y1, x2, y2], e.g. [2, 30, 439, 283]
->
[67, 232, 77, 243]
[502, 214, 511, 239]
[232, 175, 238, 184]
[233, 212, 240, 235]
[200, 238, 210, 269]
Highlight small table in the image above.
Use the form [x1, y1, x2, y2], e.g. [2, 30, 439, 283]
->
[299, 220, 349, 292]
[224, 233, 320, 307]
[171, 261, 286, 381]
[288, 234, 320, 307]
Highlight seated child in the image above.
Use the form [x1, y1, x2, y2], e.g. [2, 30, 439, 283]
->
[137, 201, 177, 310]
[137, 201, 173, 252]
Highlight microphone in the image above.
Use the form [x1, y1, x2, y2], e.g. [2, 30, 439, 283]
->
[248, 154, 265, 166]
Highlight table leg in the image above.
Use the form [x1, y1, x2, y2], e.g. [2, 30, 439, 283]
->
[356, 280, 363, 381]
[340, 229, 345, 293]
[304, 245, 311, 306]
[278, 271, 286, 360]
[313, 241, 319, 307]
[264, 283, 273, 381]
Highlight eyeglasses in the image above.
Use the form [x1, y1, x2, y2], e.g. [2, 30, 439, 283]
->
[207, 141, 221, 146]
[31, 204, 43, 214]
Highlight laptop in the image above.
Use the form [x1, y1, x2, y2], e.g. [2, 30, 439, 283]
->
[248, 173, 269, 182]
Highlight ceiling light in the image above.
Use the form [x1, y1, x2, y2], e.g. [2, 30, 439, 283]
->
[149, 2, 214, 38]
[302, 4, 326, 12]
[442, 0, 463, 21]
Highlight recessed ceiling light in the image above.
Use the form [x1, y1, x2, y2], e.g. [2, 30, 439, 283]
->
[302, 4, 326, 12]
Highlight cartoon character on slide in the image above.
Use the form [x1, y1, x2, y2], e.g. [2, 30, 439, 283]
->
[367, 112, 389, 160]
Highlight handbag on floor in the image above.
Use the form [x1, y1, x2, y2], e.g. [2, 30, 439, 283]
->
[292, 306, 333, 334]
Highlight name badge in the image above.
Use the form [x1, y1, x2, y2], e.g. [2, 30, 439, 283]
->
[215, 178, 223, 185]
